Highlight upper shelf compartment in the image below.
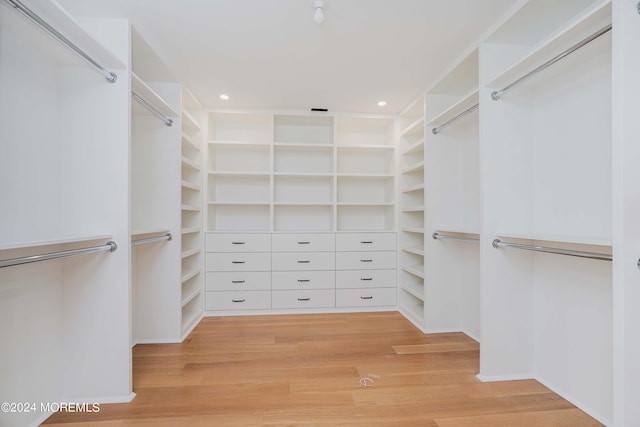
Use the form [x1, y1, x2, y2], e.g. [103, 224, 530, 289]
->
[0, 0, 124, 73]
[485, 0, 611, 90]
[131, 72, 179, 119]
[274, 115, 334, 145]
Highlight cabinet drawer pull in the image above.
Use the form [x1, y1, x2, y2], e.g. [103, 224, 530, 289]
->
[360, 241, 373, 244]
[361, 278, 373, 281]
[297, 297, 311, 301]
[360, 296, 373, 300]
[232, 261, 245, 264]
[298, 279, 311, 283]
[231, 280, 245, 284]
[360, 259, 373, 263]
[231, 241, 245, 245]
[232, 299, 246, 303]
[297, 260, 310, 264]
[297, 241, 311, 245]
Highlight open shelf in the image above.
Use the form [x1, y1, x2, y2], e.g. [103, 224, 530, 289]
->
[427, 89, 479, 128]
[495, 232, 611, 248]
[131, 72, 179, 119]
[0, 234, 113, 252]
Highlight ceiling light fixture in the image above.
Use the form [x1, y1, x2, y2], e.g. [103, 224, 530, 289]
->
[219, 94, 230, 101]
[312, 0, 325, 24]
[377, 101, 387, 107]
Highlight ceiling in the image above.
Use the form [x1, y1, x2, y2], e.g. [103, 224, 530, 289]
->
[58, 0, 519, 114]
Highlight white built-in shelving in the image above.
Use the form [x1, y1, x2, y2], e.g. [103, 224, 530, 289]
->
[397, 97, 426, 330]
[206, 112, 395, 233]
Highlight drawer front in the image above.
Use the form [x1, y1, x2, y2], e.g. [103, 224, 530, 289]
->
[272, 271, 335, 290]
[206, 253, 271, 272]
[336, 233, 396, 252]
[335, 251, 396, 270]
[336, 288, 397, 308]
[206, 291, 271, 311]
[272, 252, 335, 271]
[205, 233, 271, 253]
[206, 272, 271, 291]
[272, 289, 335, 309]
[336, 269, 396, 289]
[272, 233, 335, 252]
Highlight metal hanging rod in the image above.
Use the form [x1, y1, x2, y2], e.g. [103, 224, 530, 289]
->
[3, 0, 118, 83]
[131, 233, 172, 247]
[131, 92, 174, 126]
[432, 103, 479, 135]
[432, 232, 479, 243]
[0, 241, 117, 269]
[492, 238, 611, 261]
[491, 24, 612, 101]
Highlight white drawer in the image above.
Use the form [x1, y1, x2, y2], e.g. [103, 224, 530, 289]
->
[335, 251, 396, 270]
[336, 233, 396, 252]
[336, 288, 397, 307]
[272, 271, 335, 290]
[205, 290, 271, 310]
[272, 289, 335, 309]
[206, 253, 271, 272]
[206, 272, 271, 291]
[336, 269, 396, 289]
[205, 233, 271, 253]
[272, 233, 335, 252]
[272, 252, 335, 271]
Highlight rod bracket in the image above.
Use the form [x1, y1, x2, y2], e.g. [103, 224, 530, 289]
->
[432, 232, 439, 240]
[491, 91, 502, 101]
[107, 241, 118, 252]
[492, 238, 502, 249]
[106, 72, 118, 83]
[167, 233, 173, 241]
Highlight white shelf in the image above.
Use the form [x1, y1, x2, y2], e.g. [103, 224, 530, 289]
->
[486, 1, 612, 89]
[337, 202, 394, 206]
[181, 268, 201, 284]
[401, 117, 425, 137]
[182, 110, 200, 132]
[401, 246, 425, 257]
[181, 204, 201, 212]
[435, 228, 480, 237]
[181, 180, 201, 191]
[181, 302, 203, 337]
[273, 142, 333, 148]
[402, 206, 425, 213]
[0, 234, 112, 252]
[400, 302, 425, 328]
[274, 172, 333, 177]
[131, 229, 170, 238]
[401, 139, 425, 155]
[209, 171, 270, 177]
[402, 264, 425, 279]
[273, 202, 334, 206]
[426, 89, 479, 127]
[337, 173, 394, 178]
[181, 156, 200, 171]
[337, 144, 394, 150]
[181, 287, 202, 307]
[210, 140, 271, 147]
[401, 227, 425, 234]
[401, 282, 425, 301]
[181, 227, 202, 235]
[401, 183, 425, 193]
[131, 73, 179, 119]
[401, 161, 425, 174]
[182, 132, 199, 150]
[495, 232, 612, 248]
[209, 201, 270, 206]
[181, 248, 201, 259]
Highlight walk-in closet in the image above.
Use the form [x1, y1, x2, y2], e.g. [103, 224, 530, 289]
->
[1, 0, 640, 426]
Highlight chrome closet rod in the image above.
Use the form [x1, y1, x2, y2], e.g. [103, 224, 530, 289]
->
[492, 239, 611, 261]
[131, 91, 174, 127]
[432, 232, 479, 243]
[3, 0, 118, 83]
[431, 103, 479, 135]
[131, 233, 172, 246]
[491, 24, 612, 101]
[0, 241, 117, 269]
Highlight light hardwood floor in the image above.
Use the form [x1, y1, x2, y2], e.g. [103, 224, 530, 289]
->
[43, 312, 602, 426]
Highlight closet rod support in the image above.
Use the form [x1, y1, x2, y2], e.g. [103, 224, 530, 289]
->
[432, 103, 479, 135]
[0, 241, 117, 269]
[131, 233, 173, 246]
[432, 232, 479, 243]
[4, 0, 118, 83]
[491, 24, 612, 101]
[131, 92, 174, 126]
[492, 238, 611, 261]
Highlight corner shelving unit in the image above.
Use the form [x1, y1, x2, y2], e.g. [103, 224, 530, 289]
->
[397, 97, 426, 331]
[180, 90, 204, 339]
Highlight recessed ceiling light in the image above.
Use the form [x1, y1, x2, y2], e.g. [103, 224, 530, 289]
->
[220, 94, 230, 101]
[377, 101, 387, 107]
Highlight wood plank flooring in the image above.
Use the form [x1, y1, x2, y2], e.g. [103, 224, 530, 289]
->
[43, 312, 602, 426]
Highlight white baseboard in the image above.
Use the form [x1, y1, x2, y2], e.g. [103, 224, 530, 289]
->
[424, 327, 463, 334]
[134, 338, 182, 345]
[476, 372, 534, 382]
